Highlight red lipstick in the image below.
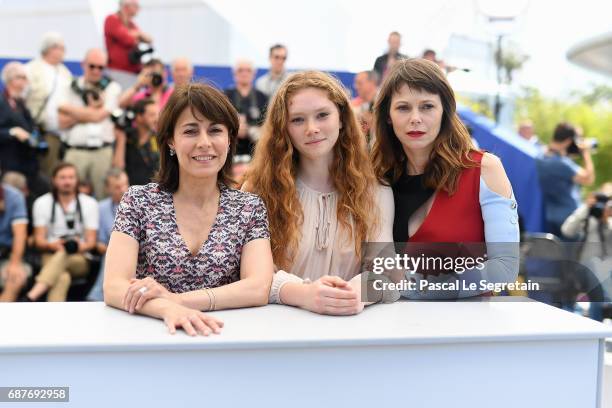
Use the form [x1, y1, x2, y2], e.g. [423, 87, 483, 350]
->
[407, 131, 426, 138]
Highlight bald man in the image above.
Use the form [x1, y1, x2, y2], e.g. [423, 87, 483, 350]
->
[58, 48, 121, 199]
[170, 57, 194, 88]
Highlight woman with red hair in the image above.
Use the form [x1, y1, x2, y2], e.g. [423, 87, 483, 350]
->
[244, 71, 396, 315]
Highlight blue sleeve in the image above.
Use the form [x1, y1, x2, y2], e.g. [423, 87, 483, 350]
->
[5, 186, 28, 223]
[97, 201, 113, 244]
[563, 157, 580, 177]
[401, 178, 520, 300]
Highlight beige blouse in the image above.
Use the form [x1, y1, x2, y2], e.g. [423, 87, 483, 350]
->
[269, 179, 394, 303]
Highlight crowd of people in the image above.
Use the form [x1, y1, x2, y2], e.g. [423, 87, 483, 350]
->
[517, 119, 610, 318]
[0, 0, 608, 331]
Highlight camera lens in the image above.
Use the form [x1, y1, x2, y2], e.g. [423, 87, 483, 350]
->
[150, 72, 163, 87]
[63, 239, 79, 255]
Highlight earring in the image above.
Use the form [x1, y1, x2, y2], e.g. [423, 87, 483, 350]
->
[169, 148, 175, 156]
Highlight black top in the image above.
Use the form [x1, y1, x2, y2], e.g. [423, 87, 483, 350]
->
[125, 130, 159, 186]
[0, 91, 38, 181]
[391, 172, 435, 242]
[224, 87, 268, 156]
[373, 52, 408, 82]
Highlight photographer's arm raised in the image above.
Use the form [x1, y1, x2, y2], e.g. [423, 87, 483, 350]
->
[118, 71, 149, 108]
[118, 85, 139, 109]
[573, 148, 595, 186]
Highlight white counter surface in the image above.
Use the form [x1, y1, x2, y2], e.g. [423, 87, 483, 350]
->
[1, 299, 610, 353]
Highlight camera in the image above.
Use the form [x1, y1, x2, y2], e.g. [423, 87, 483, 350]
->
[589, 193, 610, 219]
[28, 128, 49, 152]
[150, 72, 163, 88]
[82, 88, 100, 105]
[70, 77, 111, 106]
[60, 236, 79, 255]
[110, 108, 136, 131]
[568, 137, 598, 155]
[129, 42, 154, 65]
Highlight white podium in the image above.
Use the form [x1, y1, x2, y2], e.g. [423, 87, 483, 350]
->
[1, 299, 611, 408]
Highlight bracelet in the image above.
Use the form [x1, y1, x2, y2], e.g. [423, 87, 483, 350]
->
[209, 288, 216, 311]
[204, 288, 213, 311]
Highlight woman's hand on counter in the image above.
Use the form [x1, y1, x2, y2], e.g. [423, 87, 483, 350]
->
[123, 277, 181, 313]
[161, 302, 224, 336]
[301, 275, 363, 316]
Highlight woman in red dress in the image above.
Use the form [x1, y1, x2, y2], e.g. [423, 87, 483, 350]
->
[371, 58, 520, 299]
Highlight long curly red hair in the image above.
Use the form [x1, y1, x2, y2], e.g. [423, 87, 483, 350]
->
[244, 71, 379, 270]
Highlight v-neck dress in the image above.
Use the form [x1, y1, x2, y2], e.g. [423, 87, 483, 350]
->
[113, 183, 269, 293]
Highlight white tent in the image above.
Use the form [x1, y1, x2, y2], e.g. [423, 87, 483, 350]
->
[0, 0, 609, 96]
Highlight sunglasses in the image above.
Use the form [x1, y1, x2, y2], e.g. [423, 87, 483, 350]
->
[88, 64, 106, 71]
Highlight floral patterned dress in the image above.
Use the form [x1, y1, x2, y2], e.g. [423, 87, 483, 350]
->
[113, 183, 269, 293]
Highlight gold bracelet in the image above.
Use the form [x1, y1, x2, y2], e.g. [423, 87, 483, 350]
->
[204, 288, 213, 312]
[209, 288, 216, 311]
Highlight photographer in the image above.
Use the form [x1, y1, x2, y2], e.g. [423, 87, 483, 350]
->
[104, 0, 153, 90]
[0, 61, 43, 194]
[58, 49, 121, 199]
[224, 59, 267, 156]
[118, 59, 171, 110]
[112, 98, 159, 185]
[0, 177, 30, 302]
[25, 163, 98, 302]
[170, 57, 193, 88]
[536, 122, 595, 238]
[87, 168, 129, 301]
[25, 32, 73, 178]
[561, 183, 611, 320]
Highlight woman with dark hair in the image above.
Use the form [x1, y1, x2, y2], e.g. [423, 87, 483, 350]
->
[371, 59, 520, 299]
[243, 71, 396, 315]
[104, 83, 273, 336]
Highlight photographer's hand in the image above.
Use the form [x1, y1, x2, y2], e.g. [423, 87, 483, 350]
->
[77, 240, 89, 254]
[136, 70, 150, 87]
[573, 142, 595, 186]
[138, 31, 153, 44]
[9, 127, 30, 143]
[48, 240, 64, 253]
[586, 195, 597, 207]
[119, 72, 148, 108]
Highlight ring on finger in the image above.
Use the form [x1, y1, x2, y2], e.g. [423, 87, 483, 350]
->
[138, 286, 148, 294]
